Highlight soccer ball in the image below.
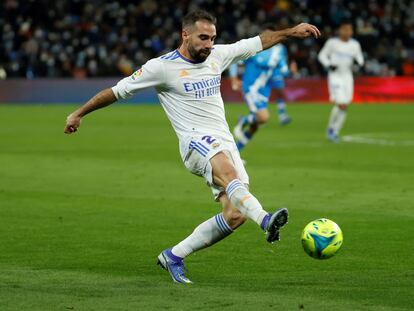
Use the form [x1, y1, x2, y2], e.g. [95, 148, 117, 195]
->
[301, 218, 343, 259]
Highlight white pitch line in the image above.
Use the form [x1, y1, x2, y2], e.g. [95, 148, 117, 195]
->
[342, 135, 396, 145]
[343, 134, 414, 146]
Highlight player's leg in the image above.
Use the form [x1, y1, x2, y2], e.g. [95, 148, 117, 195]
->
[327, 77, 352, 142]
[210, 151, 288, 242]
[327, 77, 341, 142]
[158, 136, 287, 283]
[210, 152, 266, 225]
[332, 104, 348, 135]
[168, 194, 246, 257]
[164, 196, 243, 254]
[332, 79, 352, 137]
[272, 79, 291, 125]
[234, 112, 256, 137]
[327, 104, 340, 142]
[220, 194, 247, 229]
[236, 108, 269, 150]
[327, 105, 338, 132]
[233, 87, 258, 148]
[158, 194, 247, 283]
[328, 103, 349, 143]
[234, 86, 270, 150]
[158, 137, 248, 283]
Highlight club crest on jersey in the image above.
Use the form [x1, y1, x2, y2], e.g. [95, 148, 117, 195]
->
[131, 68, 143, 80]
[210, 62, 219, 74]
[179, 70, 189, 77]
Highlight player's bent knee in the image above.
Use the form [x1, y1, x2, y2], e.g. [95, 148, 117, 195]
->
[256, 110, 269, 124]
[338, 104, 348, 111]
[224, 209, 247, 230]
[256, 116, 269, 124]
[220, 195, 247, 230]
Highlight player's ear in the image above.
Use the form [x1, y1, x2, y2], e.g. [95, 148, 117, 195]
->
[182, 28, 190, 41]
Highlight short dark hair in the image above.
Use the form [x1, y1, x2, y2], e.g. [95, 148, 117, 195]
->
[339, 19, 353, 27]
[182, 10, 216, 29]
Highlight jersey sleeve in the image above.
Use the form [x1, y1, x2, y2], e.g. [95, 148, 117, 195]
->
[215, 36, 263, 72]
[111, 58, 165, 100]
[354, 42, 364, 66]
[318, 39, 333, 68]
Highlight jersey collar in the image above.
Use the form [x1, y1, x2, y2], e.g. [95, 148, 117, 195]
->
[176, 50, 204, 64]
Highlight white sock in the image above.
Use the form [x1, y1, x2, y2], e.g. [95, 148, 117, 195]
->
[328, 105, 340, 130]
[333, 108, 347, 135]
[277, 99, 287, 120]
[171, 213, 232, 259]
[225, 179, 268, 226]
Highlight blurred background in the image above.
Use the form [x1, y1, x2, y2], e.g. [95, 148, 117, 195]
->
[0, 0, 414, 103]
[1, 0, 414, 79]
[0, 2, 413, 309]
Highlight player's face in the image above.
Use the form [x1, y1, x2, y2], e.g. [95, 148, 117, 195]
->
[183, 21, 216, 62]
[339, 24, 353, 41]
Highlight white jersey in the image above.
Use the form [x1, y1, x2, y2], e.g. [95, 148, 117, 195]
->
[112, 36, 262, 160]
[318, 37, 364, 78]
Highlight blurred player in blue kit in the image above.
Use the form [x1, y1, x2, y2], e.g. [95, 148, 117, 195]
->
[229, 24, 294, 151]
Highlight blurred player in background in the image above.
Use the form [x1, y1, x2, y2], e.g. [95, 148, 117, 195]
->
[229, 24, 293, 151]
[318, 21, 364, 143]
[64, 10, 320, 284]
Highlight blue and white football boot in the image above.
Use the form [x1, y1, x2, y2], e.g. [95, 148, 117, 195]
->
[157, 249, 193, 284]
[263, 208, 289, 243]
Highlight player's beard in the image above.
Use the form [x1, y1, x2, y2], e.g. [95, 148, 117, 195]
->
[188, 43, 211, 62]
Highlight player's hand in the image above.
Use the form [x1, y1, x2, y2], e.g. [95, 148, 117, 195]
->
[290, 23, 321, 39]
[64, 113, 81, 134]
[230, 77, 242, 91]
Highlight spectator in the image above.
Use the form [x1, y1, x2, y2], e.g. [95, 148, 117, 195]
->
[1, 0, 413, 78]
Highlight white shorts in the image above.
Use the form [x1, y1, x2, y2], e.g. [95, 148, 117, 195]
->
[328, 75, 354, 104]
[180, 134, 249, 201]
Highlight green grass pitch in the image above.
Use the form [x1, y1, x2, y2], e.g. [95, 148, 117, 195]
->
[0, 103, 413, 310]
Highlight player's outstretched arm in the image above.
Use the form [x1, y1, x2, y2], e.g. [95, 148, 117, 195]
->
[64, 88, 117, 134]
[260, 23, 321, 50]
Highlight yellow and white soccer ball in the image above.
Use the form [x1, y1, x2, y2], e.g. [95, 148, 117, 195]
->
[301, 218, 343, 259]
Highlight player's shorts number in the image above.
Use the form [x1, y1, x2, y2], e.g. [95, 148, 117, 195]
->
[202, 135, 217, 145]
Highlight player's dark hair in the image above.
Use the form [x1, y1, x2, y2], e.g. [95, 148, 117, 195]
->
[182, 10, 216, 29]
[339, 19, 353, 27]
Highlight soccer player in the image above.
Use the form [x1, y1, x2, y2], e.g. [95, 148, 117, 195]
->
[318, 21, 364, 143]
[64, 10, 320, 283]
[229, 24, 292, 151]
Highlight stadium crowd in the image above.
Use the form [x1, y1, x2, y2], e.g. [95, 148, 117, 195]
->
[1, 0, 413, 78]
